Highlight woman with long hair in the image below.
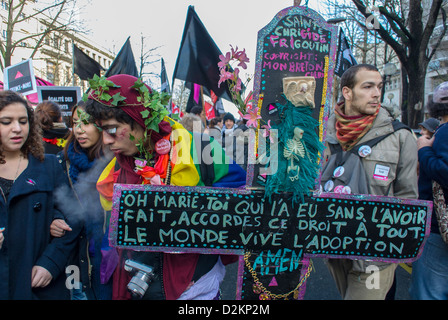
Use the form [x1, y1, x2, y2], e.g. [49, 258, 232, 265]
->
[50, 101, 112, 299]
[0, 90, 79, 299]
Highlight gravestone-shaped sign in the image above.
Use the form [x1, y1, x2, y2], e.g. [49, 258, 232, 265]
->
[3, 59, 37, 96]
[37, 86, 81, 126]
[250, 6, 338, 189]
[110, 184, 432, 300]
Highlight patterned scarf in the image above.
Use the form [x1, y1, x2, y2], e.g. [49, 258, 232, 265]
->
[67, 142, 95, 183]
[335, 101, 380, 151]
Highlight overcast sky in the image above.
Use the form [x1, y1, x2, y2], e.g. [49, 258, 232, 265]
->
[79, 0, 324, 113]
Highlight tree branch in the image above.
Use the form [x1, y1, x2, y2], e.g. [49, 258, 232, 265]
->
[351, 0, 408, 64]
[421, 0, 444, 56]
[428, 6, 447, 61]
[377, 5, 412, 43]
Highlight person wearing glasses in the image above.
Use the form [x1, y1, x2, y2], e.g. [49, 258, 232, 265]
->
[84, 74, 246, 300]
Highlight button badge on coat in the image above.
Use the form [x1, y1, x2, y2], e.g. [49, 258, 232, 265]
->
[333, 166, 344, 178]
[358, 145, 372, 158]
[33, 202, 42, 212]
[324, 180, 334, 192]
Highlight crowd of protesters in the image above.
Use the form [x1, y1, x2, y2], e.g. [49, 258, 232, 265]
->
[0, 67, 447, 300]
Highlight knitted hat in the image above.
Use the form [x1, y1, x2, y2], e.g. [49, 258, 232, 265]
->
[418, 118, 440, 133]
[223, 112, 235, 123]
[190, 105, 203, 115]
[433, 82, 448, 104]
[87, 74, 171, 141]
[88, 74, 151, 130]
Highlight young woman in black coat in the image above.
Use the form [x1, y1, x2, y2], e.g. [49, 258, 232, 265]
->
[0, 90, 80, 300]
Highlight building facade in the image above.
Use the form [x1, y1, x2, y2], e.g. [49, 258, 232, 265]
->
[0, 0, 114, 91]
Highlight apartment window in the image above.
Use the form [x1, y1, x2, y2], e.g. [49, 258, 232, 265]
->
[47, 61, 56, 83]
[53, 35, 60, 50]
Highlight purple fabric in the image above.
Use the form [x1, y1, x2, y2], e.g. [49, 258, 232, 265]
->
[100, 248, 119, 284]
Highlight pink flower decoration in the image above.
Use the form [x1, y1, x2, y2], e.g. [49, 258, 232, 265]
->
[230, 45, 239, 58]
[236, 49, 250, 69]
[218, 68, 233, 88]
[262, 120, 275, 143]
[233, 77, 242, 93]
[134, 159, 147, 171]
[230, 45, 250, 70]
[218, 52, 231, 69]
[243, 106, 261, 128]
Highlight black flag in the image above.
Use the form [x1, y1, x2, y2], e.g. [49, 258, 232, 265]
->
[105, 37, 138, 77]
[73, 45, 104, 80]
[335, 29, 357, 77]
[172, 6, 233, 102]
[161, 58, 170, 93]
[185, 83, 203, 113]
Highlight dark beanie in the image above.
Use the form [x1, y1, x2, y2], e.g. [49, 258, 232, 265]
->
[223, 112, 235, 123]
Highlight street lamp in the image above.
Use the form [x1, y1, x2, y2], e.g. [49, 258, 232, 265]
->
[382, 62, 397, 103]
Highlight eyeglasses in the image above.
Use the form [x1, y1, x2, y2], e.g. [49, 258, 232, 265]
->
[102, 126, 118, 138]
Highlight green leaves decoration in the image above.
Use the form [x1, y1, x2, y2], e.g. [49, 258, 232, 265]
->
[84, 75, 172, 160]
[111, 92, 126, 106]
[131, 78, 171, 133]
[83, 74, 123, 104]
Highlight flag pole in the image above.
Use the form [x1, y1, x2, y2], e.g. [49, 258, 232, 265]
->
[200, 85, 206, 127]
[168, 76, 174, 117]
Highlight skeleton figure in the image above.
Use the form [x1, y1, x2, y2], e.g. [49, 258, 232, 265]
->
[283, 127, 305, 181]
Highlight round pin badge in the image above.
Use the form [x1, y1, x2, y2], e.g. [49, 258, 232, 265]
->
[155, 139, 171, 155]
[358, 145, 372, 158]
[324, 180, 334, 192]
[334, 185, 344, 193]
[342, 186, 352, 194]
[333, 166, 345, 178]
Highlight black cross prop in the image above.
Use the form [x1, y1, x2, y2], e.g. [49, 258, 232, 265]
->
[109, 184, 431, 300]
[108, 6, 432, 301]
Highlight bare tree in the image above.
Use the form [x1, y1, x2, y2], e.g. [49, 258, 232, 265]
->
[323, 0, 398, 67]
[172, 80, 189, 113]
[137, 33, 162, 87]
[351, 0, 447, 128]
[0, 0, 83, 71]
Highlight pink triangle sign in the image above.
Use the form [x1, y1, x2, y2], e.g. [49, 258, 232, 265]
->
[15, 71, 23, 79]
[268, 276, 278, 287]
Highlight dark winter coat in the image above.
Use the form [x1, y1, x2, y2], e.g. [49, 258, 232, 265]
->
[0, 154, 81, 300]
[418, 122, 448, 233]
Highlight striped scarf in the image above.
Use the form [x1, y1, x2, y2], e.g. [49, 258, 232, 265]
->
[335, 102, 380, 151]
